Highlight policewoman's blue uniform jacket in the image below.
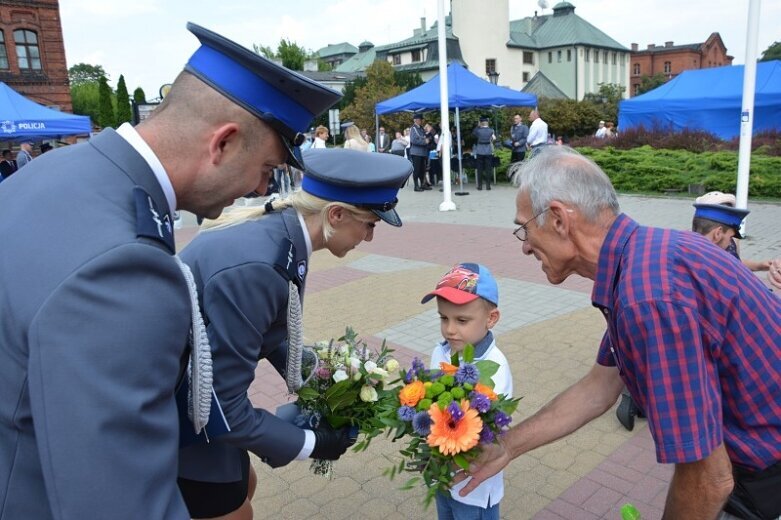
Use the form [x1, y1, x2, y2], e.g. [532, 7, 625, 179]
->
[177, 208, 310, 482]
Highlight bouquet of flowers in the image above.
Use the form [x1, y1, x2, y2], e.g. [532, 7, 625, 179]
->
[380, 344, 520, 507]
[293, 327, 397, 477]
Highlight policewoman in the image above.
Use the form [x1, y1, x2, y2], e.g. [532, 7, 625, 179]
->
[177, 148, 411, 519]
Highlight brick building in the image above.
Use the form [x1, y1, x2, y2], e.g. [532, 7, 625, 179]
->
[0, 0, 73, 112]
[629, 32, 733, 96]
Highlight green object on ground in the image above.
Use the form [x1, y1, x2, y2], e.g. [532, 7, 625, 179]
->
[620, 503, 641, 520]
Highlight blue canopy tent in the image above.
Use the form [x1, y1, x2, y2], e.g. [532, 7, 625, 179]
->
[619, 61, 781, 140]
[376, 63, 537, 189]
[0, 82, 91, 141]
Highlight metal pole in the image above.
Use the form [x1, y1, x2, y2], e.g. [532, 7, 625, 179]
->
[437, 0, 455, 211]
[375, 112, 379, 152]
[735, 0, 761, 235]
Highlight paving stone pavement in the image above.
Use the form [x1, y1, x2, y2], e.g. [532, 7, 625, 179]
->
[175, 182, 780, 519]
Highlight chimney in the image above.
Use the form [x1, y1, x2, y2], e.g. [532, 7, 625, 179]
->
[665, 41, 674, 47]
[420, 17, 426, 31]
[631, 43, 638, 52]
[534, 10, 538, 17]
[647, 44, 656, 50]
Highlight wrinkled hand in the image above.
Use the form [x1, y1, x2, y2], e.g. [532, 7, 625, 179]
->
[769, 258, 781, 290]
[310, 423, 357, 460]
[452, 439, 512, 497]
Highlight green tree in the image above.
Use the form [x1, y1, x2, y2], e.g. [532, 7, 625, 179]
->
[341, 61, 407, 136]
[68, 63, 108, 86]
[70, 81, 101, 121]
[277, 39, 308, 70]
[115, 75, 132, 125]
[637, 73, 668, 95]
[97, 75, 115, 128]
[133, 87, 146, 104]
[759, 41, 781, 62]
[253, 43, 276, 59]
[582, 82, 625, 124]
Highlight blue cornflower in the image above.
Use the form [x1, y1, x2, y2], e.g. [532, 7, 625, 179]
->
[479, 424, 495, 444]
[412, 357, 426, 375]
[447, 401, 464, 422]
[455, 363, 479, 385]
[397, 406, 416, 422]
[470, 392, 491, 413]
[412, 411, 432, 436]
[494, 410, 512, 428]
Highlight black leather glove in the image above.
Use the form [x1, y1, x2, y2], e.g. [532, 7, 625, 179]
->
[310, 423, 357, 460]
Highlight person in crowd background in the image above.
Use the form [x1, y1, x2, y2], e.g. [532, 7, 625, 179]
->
[312, 125, 329, 149]
[343, 124, 369, 152]
[510, 114, 528, 163]
[0, 149, 16, 179]
[0, 22, 342, 520]
[526, 110, 548, 159]
[15, 140, 34, 170]
[409, 113, 430, 191]
[472, 116, 495, 191]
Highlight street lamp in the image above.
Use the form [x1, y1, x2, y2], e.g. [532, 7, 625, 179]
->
[487, 71, 499, 85]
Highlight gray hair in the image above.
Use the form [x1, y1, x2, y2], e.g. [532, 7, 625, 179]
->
[511, 146, 619, 224]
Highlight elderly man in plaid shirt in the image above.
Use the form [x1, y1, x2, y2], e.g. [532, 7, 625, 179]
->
[457, 146, 781, 520]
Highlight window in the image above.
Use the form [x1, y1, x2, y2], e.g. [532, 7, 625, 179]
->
[585, 49, 590, 62]
[633, 63, 640, 75]
[557, 50, 562, 63]
[567, 49, 572, 62]
[14, 29, 41, 70]
[548, 51, 552, 64]
[411, 49, 421, 62]
[392, 54, 400, 65]
[611, 52, 616, 65]
[664, 61, 672, 74]
[485, 58, 496, 74]
[602, 51, 607, 64]
[0, 31, 7, 69]
[523, 51, 533, 65]
[633, 84, 639, 95]
[522, 72, 530, 82]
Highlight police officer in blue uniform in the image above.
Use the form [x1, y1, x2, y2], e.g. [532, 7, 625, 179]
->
[176, 148, 411, 519]
[472, 116, 496, 190]
[0, 22, 341, 520]
[409, 113, 431, 191]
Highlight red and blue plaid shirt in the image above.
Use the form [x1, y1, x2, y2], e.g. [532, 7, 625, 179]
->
[593, 214, 781, 471]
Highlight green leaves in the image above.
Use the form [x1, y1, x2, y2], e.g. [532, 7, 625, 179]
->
[474, 360, 499, 386]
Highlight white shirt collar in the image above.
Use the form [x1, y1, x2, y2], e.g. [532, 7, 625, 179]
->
[296, 210, 313, 258]
[116, 123, 177, 216]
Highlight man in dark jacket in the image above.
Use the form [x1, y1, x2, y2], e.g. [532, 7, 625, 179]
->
[510, 114, 528, 163]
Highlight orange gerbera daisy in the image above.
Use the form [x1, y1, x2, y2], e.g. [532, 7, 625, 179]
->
[439, 362, 458, 375]
[427, 400, 482, 456]
[474, 383, 498, 401]
[399, 380, 426, 407]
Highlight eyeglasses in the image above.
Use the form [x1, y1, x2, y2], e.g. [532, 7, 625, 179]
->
[513, 208, 550, 242]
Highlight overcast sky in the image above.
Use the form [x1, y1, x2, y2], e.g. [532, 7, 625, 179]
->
[60, 0, 780, 98]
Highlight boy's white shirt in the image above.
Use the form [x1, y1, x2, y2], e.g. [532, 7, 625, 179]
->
[429, 337, 513, 509]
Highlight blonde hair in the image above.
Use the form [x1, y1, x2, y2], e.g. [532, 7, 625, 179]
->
[315, 125, 329, 139]
[344, 125, 368, 148]
[201, 191, 376, 242]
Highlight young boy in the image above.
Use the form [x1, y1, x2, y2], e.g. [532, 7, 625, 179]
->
[421, 263, 512, 520]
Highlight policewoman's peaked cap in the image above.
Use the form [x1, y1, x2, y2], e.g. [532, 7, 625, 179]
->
[185, 22, 342, 169]
[301, 148, 412, 227]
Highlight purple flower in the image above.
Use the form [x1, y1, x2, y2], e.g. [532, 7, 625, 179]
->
[316, 367, 332, 380]
[455, 363, 479, 385]
[494, 410, 512, 428]
[412, 411, 432, 436]
[470, 392, 491, 414]
[412, 357, 426, 375]
[428, 370, 444, 381]
[447, 401, 464, 422]
[479, 424, 495, 444]
[397, 406, 416, 422]
[403, 368, 415, 384]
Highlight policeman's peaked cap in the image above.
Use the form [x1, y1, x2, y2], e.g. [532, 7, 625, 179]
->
[301, 149, 412, 227]
[185, 22, 342, 169]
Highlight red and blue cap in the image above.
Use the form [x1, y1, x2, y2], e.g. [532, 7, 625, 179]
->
[184, 22, 342, 170]
[421, 263, 499, 306]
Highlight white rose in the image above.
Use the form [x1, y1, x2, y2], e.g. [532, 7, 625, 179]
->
[384, 358, 399, 373]
[353, 371, 362, 381]
[359, 385, 378, 402]
[363, 360, 378, 373]
[349, 357, 362, 370]
[370, 367, 389, 379]
[332, 369, 348, 383]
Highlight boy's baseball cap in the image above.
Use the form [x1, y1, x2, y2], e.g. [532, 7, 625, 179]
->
[421, 263, 498, 306]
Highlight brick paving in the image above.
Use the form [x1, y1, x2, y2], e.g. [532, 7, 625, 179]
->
[174, 183, 780, 519]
